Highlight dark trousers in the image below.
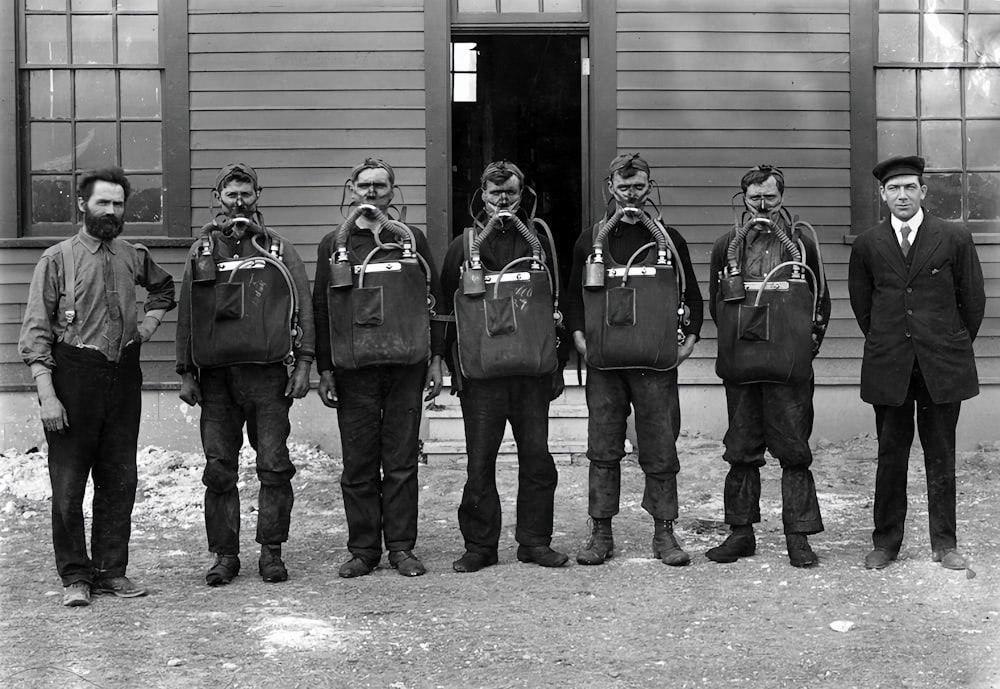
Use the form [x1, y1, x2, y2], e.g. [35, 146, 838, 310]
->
[585, 367, 681, 521]
[872, 365, 961, 554]
[333, 363, 425, 561]
[199, 363, 296, 556]
[721, 379, 824, 534]
[457, 376, 558, 555]
[46, 342, 142, 586]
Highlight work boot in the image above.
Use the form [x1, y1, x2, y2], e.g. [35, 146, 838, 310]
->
[388, 550, 427, 577]
[206, 554, 241, 586]
[786, 533, 818, 568]
[706, 525, 756, 563]
[652, 519, 691, 566]
[516, 545, 569, 568]
[259, 545, 288, 583]
[576, 518, 614, 565]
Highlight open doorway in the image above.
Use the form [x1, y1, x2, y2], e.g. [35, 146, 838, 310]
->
[450, 34, 583, 287]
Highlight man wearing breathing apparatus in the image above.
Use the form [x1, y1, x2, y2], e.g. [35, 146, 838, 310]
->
[564, 153, 703, 567]
[176, 163, 315, 586]
[313, 158, 446, 579]
[706, 164, 830, 568]
[440, 160, 569, 573]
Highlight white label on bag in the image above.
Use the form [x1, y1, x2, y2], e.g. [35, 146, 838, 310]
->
[355, 262, 401, 274]
[746, 281, 790, 291]
[218, 258, 265, 272]
[485, 272, 530, 284]
[607, 266, 658, 278]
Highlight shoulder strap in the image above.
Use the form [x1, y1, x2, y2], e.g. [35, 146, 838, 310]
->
[59, 238, 81, 344]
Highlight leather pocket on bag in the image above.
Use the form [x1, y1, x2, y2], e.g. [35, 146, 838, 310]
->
[738, 304, 770, 341]
[353, 286, 384, 327]
[485, 296, 517, 336]
[606, 287, 636, 327]
[215, 282, 244, 320]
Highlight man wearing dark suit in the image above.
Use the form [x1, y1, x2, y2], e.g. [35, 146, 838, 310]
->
[848, 155, 986, 571]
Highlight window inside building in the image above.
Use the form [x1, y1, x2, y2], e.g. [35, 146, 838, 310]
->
[20, 0, 163, 234]
[457, 0, 583, 12]
[875, 0, 1000, 225]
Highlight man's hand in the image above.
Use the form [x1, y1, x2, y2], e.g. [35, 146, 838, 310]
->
[317, 370, 339, 408]
[285, 359, 311, 399]
[40, 393, 69, 434]
[572, 330, 587, 357]
[179, 371, 202, 406]
[425, 356, 444, 402]
[677, 333, 697, 364]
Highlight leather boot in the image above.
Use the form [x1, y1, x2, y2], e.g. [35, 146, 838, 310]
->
[652, 519, 690, 566]
[576, 518, 614, 565]
[786, 533, 818, 568]
[706, 525, 756, 563]
[259, 544, 288, 582]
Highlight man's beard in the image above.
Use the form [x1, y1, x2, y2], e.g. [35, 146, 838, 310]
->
[83, 210, 124, 239]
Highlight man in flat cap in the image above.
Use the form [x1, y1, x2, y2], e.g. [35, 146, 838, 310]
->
[848, 155, 985, 571]
[177, 162, 315, 586]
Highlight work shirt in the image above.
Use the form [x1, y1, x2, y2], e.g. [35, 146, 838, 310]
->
[19, 227, 176, 369]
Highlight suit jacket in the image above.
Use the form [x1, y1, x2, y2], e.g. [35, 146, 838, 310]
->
[848, 212, 986, 406]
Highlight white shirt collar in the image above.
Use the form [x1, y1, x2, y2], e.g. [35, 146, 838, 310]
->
[890, 207, 923, 236]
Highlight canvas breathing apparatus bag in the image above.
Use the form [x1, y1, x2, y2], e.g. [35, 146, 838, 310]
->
[582, 207, 687, 371]
[454, 210, 561, 380]
[326, 204, 434, 369]
[714, 210, 823, 384]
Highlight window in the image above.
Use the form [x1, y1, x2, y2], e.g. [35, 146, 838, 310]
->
[875, 0, 1000, 227]
[452, 43, 478, 103]
[457, 0, 583, 12]
[18, 0, 172, 236]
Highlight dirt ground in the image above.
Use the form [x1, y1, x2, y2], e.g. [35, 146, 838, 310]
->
[2, 431, 999, 689]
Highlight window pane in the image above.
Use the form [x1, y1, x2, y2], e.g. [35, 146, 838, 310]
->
[453, 73, 476, 102]
[121, 122, 161, 170]
[75, 121, 118, 170]
[969, 15, 1000, 64]
[72, 0, 112, 9]
[31, 176, 74, 222]
[26, 0, 67, 9]
[545, 0, 581, 9]
[967, 121, 1000, 168]
[923, 14, 964, 63]
[876, 69, 916, 116]
[970, 0, 1000, 9]
[923, 173, 962, 219]
[879, 14, 919, 62]
[30, 70, 71, 119]
[31, 122, 73, 171]
[120, 70, 161, 117]
[75, 70, 117, 119]
[123, 174, 162, 222]
[966, 68, 1000, 117]
[118, 0, 158, 9]
[969, 172, 1000, 220]
[501, 0, 539, 10]
[457, 0, 497, 11]
[877, 120, 917, 159]
[72, 15, 113, 64]
[926, 0, 963, 10]
[921, 120, 963, 168]
[26, 16, 68, 65]
[880, 0, 918, 9]
[920, 69, 961, 117]
[118, 15, 159, 64]
[453, 43, 477, 71]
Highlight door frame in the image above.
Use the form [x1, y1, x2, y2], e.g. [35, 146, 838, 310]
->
[423, 0, 617, 262]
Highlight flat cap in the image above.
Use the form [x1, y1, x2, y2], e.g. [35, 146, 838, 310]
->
[872, 155, 925, 184]
[214, 162, 259, 191]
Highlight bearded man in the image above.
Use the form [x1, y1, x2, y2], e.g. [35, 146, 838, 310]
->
[19, 166, 176, 606]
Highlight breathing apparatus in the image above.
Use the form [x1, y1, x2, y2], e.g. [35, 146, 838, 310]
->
[325, 161, 436, 369]
[582, 156, 689, 369]
[453, 161, 563, 379]
[714, 164, 827, 384]
[188, 170, 303, 368]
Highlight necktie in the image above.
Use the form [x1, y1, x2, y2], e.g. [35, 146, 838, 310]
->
[900, 224, 911, 257]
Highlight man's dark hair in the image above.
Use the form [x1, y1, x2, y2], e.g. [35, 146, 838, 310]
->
[740, 164, 785, 195]
[607, 153, 651, 180]
[218, 170, 256, 190]
[480, 160, 524, 189]
[77, 166, 131, 202]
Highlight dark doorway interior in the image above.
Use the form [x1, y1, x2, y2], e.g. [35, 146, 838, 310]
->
[451, 34, 582, 288]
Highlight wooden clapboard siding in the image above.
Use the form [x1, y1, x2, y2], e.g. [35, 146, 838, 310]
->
[617, 1, 857, 383]
[187, 0, 429, 295]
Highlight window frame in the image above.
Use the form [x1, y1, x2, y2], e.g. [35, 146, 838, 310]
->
[850, 0, 1000, 233]
[3, 0, 189, 240]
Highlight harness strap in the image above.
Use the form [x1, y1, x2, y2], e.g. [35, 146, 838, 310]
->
[59, 238, 80, 345]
